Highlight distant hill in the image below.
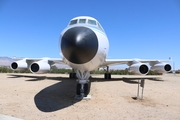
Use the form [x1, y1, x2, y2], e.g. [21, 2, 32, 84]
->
[0, 57, 13, 67]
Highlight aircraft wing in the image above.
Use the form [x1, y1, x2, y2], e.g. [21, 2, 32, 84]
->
[101, 58, 172, 67]
[13, 58, 65, 65]
[10, 58, 68, 73]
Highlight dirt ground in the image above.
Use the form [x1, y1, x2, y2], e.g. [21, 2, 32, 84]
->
[0, 73, 180, 120]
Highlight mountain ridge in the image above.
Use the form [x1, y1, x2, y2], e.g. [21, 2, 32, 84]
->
[0, 57, 13, 67]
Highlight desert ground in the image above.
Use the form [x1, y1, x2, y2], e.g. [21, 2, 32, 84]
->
[0, 73, 180, 120]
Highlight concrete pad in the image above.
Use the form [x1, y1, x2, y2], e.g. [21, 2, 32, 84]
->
[74, 95, 91, 100]
[0, 114, 22, 120]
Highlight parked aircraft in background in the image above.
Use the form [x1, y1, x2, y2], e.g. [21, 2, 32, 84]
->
[10, 16, 172, 98]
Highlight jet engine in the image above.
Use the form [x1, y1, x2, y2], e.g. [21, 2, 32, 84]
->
[129, 63, 149, 75]
[10, 60, 28, 70]
[30, 61, 51, 74]
[151, 63, 171, 73]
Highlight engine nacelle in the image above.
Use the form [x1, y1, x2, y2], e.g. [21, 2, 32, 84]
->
[30, 61, 51, 74]
[129, 63, 149, 75]
[10, 60, 28, 70]
[151, 63, 171, 73]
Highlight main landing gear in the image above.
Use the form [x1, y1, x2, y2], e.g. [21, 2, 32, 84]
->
[69, 69, 76, 78]
[104, 66, 111, 79]
[75, 70, 91, 99]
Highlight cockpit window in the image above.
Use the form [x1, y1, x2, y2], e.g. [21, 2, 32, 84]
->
[79, 19, 86, 23]
[97, 22, 104, 31]
[88, 19, 96, 25]
[69, 19, 78, 25]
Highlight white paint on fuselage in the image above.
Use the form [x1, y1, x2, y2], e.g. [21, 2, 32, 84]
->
[59, 16, 109, 71]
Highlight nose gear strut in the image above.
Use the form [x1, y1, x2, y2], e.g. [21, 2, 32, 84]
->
[75, 70, 91, 99]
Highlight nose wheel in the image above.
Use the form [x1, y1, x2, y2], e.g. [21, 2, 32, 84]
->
[76, 82, 91, 97]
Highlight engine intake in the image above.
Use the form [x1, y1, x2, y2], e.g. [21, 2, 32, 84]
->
[151, 63, 171, 73]
[164, 64, 171, 72]
[11, 62, 18, 69]
[139, 64, 149, 74]
[10, 60, 28, 70]
[31, 63, 40, 73]
[30, 61, 50, 74]
[129, 63, 149, 75]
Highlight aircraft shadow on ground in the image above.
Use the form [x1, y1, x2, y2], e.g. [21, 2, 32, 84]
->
[7, 74, 164, 112]
[34, 79, 81, 112]
[8, 74, 47, 81]
[8, 74, 164, 83]
[8, 74, 81, 112]
[91, 77, 164, 84]
[8, 74, 71, 81]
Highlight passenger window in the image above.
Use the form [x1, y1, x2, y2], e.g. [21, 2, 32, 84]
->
[79, 19, 86, 23]
[88, 19, 96, 25]
[69, 19, 78, 25]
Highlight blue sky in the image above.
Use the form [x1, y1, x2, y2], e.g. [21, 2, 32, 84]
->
[0, 0, 180, 69]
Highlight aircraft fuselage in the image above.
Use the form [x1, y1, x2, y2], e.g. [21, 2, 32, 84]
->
[59, 16, 109, 71]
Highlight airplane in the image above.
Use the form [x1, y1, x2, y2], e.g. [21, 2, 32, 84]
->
[10, 16, 172, 98]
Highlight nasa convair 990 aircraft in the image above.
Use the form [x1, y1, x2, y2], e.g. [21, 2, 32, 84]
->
[10, 16, 172, 98]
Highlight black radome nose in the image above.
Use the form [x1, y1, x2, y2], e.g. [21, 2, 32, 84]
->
[61, 27, 98, 64]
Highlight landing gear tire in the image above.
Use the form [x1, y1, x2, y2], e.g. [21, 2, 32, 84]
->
[104, 73, 111, 79]
[84, 82, 91, 97]
[76, 82, 91, 97]
[69, 73, 76, 78]
[76, 84, 81, 95]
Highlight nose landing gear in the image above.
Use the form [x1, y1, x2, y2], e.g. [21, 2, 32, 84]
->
[76, 82, 91, 97]
[75, 70, 91, 99]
